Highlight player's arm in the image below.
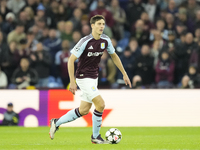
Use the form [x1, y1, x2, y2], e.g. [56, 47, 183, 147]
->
[110, 52, 132, 88]
[106, 36, 132, 88]
[68, 37, 87, 94]
[68, 54, 78, 95]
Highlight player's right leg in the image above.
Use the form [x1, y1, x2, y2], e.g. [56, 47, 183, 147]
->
[91, 95, 110, 144]
[49, 101, 92, 140]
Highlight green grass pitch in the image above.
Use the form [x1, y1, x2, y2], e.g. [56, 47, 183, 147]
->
[0, 127, 199, 150]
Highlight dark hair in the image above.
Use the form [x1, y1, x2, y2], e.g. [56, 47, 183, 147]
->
[90, 15, 105, 25]
[16, 22, 24, 27]
[19, 39, 27, 44]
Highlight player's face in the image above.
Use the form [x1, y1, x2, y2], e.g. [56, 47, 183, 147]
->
[93, 19, 105, 35]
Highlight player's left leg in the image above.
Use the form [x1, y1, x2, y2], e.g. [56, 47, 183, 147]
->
[49, 101, 92, 140]
[91, 95, 109, 144]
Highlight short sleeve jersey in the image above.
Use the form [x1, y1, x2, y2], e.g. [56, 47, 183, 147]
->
[70, 34, 115, 79]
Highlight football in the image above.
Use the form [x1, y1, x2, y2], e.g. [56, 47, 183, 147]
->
[105, 128, 122, 144]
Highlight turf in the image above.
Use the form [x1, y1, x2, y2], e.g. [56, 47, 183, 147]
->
[0, 127, 199, 150]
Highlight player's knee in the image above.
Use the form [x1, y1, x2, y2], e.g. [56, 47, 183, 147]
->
[79, 108, 90, 116]
[96, 103, 105, 112]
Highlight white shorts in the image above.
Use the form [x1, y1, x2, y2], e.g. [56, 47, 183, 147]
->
[76, 78, 100, 103]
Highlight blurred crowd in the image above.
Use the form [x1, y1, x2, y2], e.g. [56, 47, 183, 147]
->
[0, 0, 200, 89]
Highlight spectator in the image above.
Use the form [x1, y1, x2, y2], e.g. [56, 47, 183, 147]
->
[165, 13, 176, 32]
[43, 29, 61, 77]
[70, 8, 82, 31]
[55, 40, 71, 88]
[0, 14, 3, 29]
[176, 7, 195, 34]
[195, 10, 200, 29]
[14, 39, 30, 64]
[11, 58, 38, 89]
[106, 54, 117, 86]
[42, 0, 51, 9]
[175, 23, 187, 39]
[56, 4, 69, 22]
[36, 3, 55, 28]
[18, 11, 34, 32]
[70, 31, 82, 49]
[126, 0, 144, 30]
[57, 21, 65, 37]
[107, 0, 126, 40]
[24, 6, 35, 21]
[174, 33, 197, 84]
[26, 31, 38, 52]
[160, 30, 177, 60]
[0, 31, 9, 65]
[60, 0, 73, 20]
[186, 0, 200, 20]
[29, 25, 41, 41]
[116, 48, 134, 85]
[0, 67, 8, 88]
[1, 41, 18, 84]
[77, 1, 90, 15]
[24, 0, 38, 14]
[167, 0, 178, 16]
[30, 43, 51, 88]
[2, 12, 16, 35]
[7, 23, 26, 47]
[61, 21, 73, 41]
[38, 26, 49, 42]
[151, 30, 165, 67]
[49, 0, 59, 21]
[89, 0, 114, 28]
[81, 24, 91, 37]
[131, 19, 150, 47]
[103, 25, 113, 38]
[98, 52, 110, 86]
[128, 38, 141, 69]
[150, 19, 168, 41]
[155, 51, 175, 88]
[181, 65, 200, 88]
[7, 0, 26, 15]
[144, 0, 160, 23]
[132, 45, 154, 88]
[140, 12, 155, 32]
[194, 28, 200, 43]
[0, 0, 10, 21]
[159, 9, 167, 21]
[80, 14, 89, 26]
[1, 103, 19, 126]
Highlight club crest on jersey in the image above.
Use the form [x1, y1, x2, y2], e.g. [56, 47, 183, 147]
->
[91, 86, 96, 91]
[101, 43, 105, 49]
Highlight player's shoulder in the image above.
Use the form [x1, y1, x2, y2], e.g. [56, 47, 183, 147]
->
[101, 34, 110, 39]
[80, 34, 93, 42]
[75, 34, 93, 47]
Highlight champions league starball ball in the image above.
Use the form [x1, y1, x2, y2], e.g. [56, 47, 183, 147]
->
[105, 128, 122, 144]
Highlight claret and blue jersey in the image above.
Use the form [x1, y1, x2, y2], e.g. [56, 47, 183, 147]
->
[70, 34, 115, 79]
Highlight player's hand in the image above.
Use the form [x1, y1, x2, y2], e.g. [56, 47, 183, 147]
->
[123, 74, 132, 88]
[69, 82, 77, 95]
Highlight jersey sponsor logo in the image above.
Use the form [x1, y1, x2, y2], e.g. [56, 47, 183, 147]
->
[87, 52, 103, 57]
[88, 45, 93, 49]
[80, 74, 84, 77]
[101, 43, 105, 49]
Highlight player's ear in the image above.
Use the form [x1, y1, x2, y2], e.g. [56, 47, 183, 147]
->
[91, 23, 94, 29]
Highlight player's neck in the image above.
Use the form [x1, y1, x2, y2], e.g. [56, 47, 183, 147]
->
[91, 32, 101, 40]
